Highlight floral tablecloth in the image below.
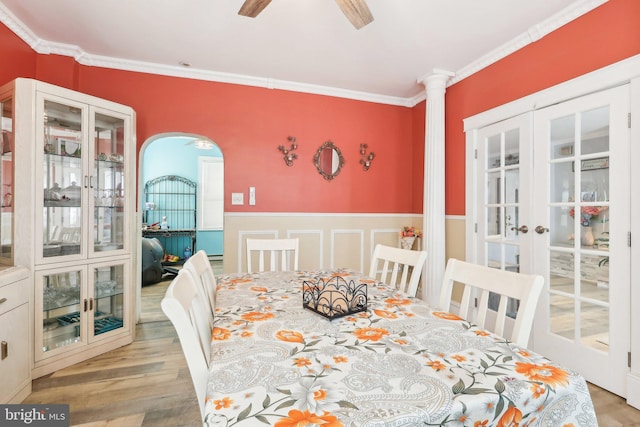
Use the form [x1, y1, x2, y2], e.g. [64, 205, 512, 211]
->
[204, 270, 597, 426]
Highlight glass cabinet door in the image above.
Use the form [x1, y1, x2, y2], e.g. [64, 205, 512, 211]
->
[91, 263, 126, 340]
[41, 98, 85, 260]
[38, 268, 85, 359]
[92, 111, 126, 254]
[0, 95, 14, 265]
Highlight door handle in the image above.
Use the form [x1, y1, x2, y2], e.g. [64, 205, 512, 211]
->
[510, 225, 528, 234]
[535, 226, 550, 234]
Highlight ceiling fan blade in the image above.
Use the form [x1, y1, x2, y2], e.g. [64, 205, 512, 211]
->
[335, 0, 374, 29]
[238, 0, 272, 18]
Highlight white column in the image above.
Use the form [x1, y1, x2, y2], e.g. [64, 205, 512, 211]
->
[419, 69, 454, 305]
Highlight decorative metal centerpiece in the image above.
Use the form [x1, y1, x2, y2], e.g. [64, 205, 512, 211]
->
[303, 275, 367, 320]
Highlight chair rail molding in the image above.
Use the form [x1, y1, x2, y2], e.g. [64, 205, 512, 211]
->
[419, 69, 455, 304]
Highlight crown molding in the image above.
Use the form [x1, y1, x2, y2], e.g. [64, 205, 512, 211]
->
[0, 0, 607, 108]
[449, 0, 609, 86]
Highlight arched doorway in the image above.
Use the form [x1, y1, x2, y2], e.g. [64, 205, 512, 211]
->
[137, 133, 223, 323]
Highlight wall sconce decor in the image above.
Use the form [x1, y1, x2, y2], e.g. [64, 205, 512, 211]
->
[359, 143, 375, 171]
[303, 275, 367, 320]
[278, 136, 298, 166]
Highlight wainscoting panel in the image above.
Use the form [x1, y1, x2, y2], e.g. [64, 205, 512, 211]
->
[224, 213, 421, 274]
[331, 229, 364, 271]
[288, 229, 323, 271]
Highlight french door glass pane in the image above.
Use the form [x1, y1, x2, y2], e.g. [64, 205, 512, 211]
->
[581, 301, 608, 351]
[487, 134, 501, 168]
[550, 294, 574, 339]
[550, 115, 575, 160]
[581, 106, 609, 155]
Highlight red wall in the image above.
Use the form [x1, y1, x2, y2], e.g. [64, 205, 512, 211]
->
[444, 0, 640, 215]
[1, 0, 638, 216]
[0, 26, 423, 214]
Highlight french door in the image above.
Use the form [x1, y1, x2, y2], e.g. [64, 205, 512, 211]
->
[473, 85, 630, 396]
[531, 85, 630, 396]
[475, 113, 534, 278]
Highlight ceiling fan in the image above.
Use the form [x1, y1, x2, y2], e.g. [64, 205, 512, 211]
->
[238, 0, 374, 30]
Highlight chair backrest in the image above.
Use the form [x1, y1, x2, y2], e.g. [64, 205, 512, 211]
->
[245, 238, 299, 273]
[439, 258, 544, 348]
[368, 244, 428, 297]
[182, 250, 217, 325]
[161, 269, 212, 420]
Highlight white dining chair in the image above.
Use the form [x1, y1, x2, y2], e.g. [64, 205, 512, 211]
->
[182, 249, 217, 325]
[368, 244, 428, 297]
[439, 258, 544, 348]
[161, 269, 212, 421]
[245, 238, 299, 273]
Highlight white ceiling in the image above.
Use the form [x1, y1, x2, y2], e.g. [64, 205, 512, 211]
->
[0, 0, 606, 105]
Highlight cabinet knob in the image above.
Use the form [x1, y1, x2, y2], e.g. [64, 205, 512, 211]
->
[1, 341, 7, 360]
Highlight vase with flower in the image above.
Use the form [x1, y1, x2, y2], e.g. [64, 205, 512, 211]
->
[569, 206, 607, 246]
[400, 226, 422, 250]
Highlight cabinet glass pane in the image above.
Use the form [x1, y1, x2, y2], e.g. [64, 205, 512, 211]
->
[93, 265, 124, 336]
[43, 100, 83, 258]
[94, 113, 125, 253]
[0, 96, 13, 264]
[42, 270, 82, 352]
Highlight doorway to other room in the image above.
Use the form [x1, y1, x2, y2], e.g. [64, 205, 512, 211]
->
[138, 133, 224, 323]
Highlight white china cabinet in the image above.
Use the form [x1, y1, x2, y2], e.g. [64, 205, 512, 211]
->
[1, 78, 136, 378]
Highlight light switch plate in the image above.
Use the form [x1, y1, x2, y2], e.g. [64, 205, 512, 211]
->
[231, 192, 244, 205]
[249, 187, 256, 205]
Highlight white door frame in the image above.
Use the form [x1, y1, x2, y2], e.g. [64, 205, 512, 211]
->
[464, 54, 640, 408]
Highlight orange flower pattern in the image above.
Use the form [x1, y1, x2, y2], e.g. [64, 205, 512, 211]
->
[275, 329, 305, 343]
[433, 311, 463, 321]
[211, 327, 231, 341]
[353, 327, 389, 342]
[497, 405, 523, 427]
[274, 410, 343, 427]
[240, 311, 275, 322]
[203, 269, 596, 426]
[515, 362, 570, 388]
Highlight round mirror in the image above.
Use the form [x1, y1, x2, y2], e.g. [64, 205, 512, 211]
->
[314, 141, 344, 181]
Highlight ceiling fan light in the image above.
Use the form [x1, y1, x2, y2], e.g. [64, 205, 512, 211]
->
[193, 139, 214, 150]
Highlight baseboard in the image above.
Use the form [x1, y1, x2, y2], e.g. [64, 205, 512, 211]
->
[626, 373, 640, 409]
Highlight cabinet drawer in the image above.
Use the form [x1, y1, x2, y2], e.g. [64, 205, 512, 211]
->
[0, 303, 30, 402]
[0, 280, 28, 316]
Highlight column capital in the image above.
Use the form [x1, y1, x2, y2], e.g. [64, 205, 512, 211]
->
[418, 69, 455, 95]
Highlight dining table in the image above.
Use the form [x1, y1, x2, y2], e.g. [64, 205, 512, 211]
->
[203, 269, 598, 426]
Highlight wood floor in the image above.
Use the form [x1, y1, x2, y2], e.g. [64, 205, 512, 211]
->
[24, 270, 640, 426]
